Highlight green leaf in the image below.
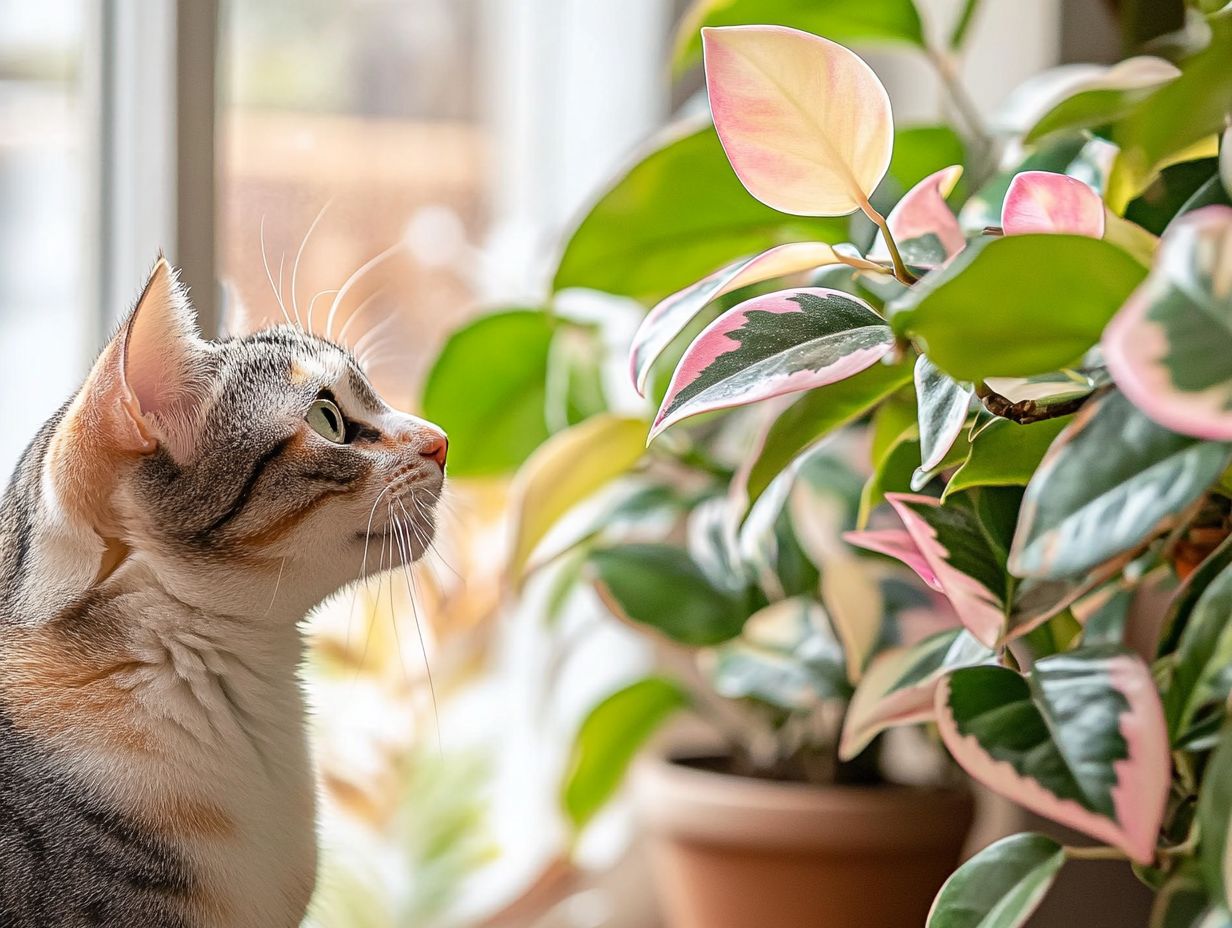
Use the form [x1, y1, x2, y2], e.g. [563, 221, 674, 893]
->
[1127, 158, 1221, 236]
[949, 0, 982, 49]
[1165, 564, 1232, 745]
[884, 125, 968, 201]
[1010, 391, 1231, 579]
[1152, 864, 1217, 928]
[562, 677, 687, 831]
[746, 358, 913, 504]
[891, 235, 1148, 380]
[421, 309, 555, 476]
[1199, 724, 1232, 910]
[927, 833, 1065, 928]
[553, 123, 844, 302]
[946, 417, 1071, 497]
[1025, 57, 1182, 144]
[589, 544, 750, 645]
[938, 646, 1170, 864]
[1111, 10, 1232, 210]
[673, 0, 924, 74]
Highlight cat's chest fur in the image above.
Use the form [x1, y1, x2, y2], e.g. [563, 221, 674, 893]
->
[0, 574, 318, 928]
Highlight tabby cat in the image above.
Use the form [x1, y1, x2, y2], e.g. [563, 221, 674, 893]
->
[0, 259, 448, 927]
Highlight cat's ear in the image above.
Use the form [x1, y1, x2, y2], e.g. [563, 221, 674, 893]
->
[63, 258, 210, 456]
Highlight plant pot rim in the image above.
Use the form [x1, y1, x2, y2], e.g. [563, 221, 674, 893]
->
[632, 752, 974, 853]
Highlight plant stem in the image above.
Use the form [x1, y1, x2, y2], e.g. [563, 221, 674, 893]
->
[1064, 845, 1130, 861]
[859, 198, 916, 285]
[927, 47, 995, 180]
[974, 380, 1097, 424]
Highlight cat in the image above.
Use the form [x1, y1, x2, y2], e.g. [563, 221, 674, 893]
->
[0, 258, 448, 927]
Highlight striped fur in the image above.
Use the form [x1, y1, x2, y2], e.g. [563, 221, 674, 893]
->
[0, 261, 446, 926]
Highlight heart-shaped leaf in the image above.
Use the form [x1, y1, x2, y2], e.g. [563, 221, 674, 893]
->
[871, 165, 966, 270]
[745, 357, 912, 504]
[927, 833, 1066, 928]
[553, 122, 846, 302]
[915, 355, 973, 480]
[840, 628, 992, 761]
[562, 676, 688, 831]
[890, 235, 1148, 380]
[590, 544, 752, 645]
[1104, 206, 1232, 441]
[651, 288, 894, 440]
[629, 242, 880, 396]
[1165, 564, 1232, 745]
[508, 415, 649, 580]
[1009, 391, 1231, 580]
[674, 0, 925, 74]
[882, 492, 1015, 648]
[1002, 171, 1105, 238]
[703, 25, 893, 216]
[937, 647, 1170, 864]
[1024, 56, 1181, 143]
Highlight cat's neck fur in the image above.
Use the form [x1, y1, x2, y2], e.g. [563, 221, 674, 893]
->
[0, 426, 318, 927]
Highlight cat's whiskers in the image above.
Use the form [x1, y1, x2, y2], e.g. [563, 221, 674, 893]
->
[263, 556, 288, 618]
[324, 243, 403, 341]
[347, 483, 396, 650]
[352, 509, 392, 680]
[259, 216, 294, 326]
[306, 289, 341, 334]
[337, 289, 389, 353]
[291, 202, 331, 333]
[407, 494, 461, 584]
[385, 501, 410, 686]
[352, 316, 401, 369]
[393, 498, 442, 754]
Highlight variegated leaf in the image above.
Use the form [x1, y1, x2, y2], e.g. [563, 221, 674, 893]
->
[870, 165, 966, 270]
[1002, 171, 1105, 238]
[927, 833, 1065, 928]
[840, 628, 991, 761]
[914, 355, 973, 485]
[1104, 206, 1232, 440]
[844, 527, 941, 592]
[937, 647, 1170, 865]
[703, 25, 893, 216]
[1010, 391, 1231, 579]
[884, 492, 1014, 648]
[650, 288, 893, 440]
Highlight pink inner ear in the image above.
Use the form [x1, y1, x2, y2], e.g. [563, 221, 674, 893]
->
[121, 260, 208, 452]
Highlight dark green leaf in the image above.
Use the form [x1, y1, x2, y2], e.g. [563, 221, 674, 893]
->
[1166, 564, 1232, 744]
[1127, 159, 1220, 236]
[562, 677, 688, 830]
[1199, 724, 1232, 911]
[422, 309, 555, 476]
[590, 544, 750, 645]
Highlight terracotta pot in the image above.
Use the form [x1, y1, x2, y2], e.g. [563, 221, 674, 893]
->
[633, 755, 974, 928]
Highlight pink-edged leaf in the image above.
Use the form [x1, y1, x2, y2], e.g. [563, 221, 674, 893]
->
[1002, 171, 1105, 238]
[629, 242, 880, 396]
[870, 165, 966, 270]
[1104, 205, 1232, 441]
[886, 493, 1009, 648]
[843, 527, 941, 591]
[703, 25, 893, 216]
[840, 628, 992, 761]
[649, 288, 893, 440]
[937, 646, 1170, 864]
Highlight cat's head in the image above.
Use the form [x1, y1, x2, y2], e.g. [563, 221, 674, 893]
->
[46, 258, 446, 618]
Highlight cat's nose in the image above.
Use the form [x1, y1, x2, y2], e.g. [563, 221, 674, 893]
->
[420, 432, 448, 470]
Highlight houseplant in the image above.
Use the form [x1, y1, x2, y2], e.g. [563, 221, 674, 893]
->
[421, 0, 1232, 925]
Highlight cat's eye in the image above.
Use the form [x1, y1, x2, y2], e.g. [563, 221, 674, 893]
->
[306, 398, 347, 444]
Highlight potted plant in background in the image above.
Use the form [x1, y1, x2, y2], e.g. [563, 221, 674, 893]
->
[421, 0, 1232, 925]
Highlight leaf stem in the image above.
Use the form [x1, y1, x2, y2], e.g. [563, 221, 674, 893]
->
[974, 380, 1096, 425]
[859, 198, 916, 285]
[1064, 845, 1130, 861]
[926, 47, 995, 179]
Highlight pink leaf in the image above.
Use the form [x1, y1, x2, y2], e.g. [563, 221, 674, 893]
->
[843, 528, 942, 591]
[1002, 171, 1105, 238]
[870, 165, 966, 269]
[703, 25, 893, 216]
